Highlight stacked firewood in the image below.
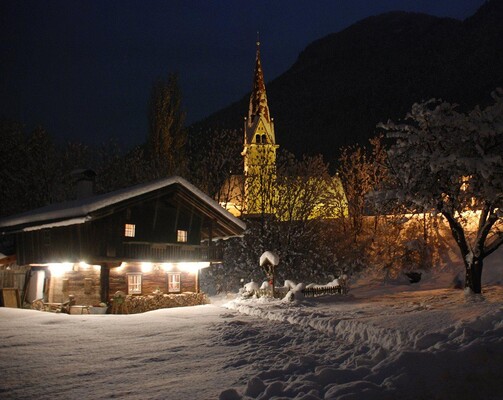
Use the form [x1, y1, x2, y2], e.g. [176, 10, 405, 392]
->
[124, 292, 208, 314]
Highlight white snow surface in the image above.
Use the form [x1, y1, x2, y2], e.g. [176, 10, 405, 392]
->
[2, 270, 503, 400]
[244, 280, 260, 293]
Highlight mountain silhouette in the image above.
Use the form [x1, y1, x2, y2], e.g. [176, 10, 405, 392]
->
[192, 1, 503, 165]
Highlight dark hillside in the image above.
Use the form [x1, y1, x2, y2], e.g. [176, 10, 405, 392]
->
[193, 1, 503, 165]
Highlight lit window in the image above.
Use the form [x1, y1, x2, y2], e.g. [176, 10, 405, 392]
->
[127, 273, 142, 294]
[125, 224, 136, 237]
[168, 273, 181, 293]
[177, 230, 188, 242]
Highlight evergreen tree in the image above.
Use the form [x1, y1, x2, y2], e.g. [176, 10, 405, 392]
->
[0, 120, 28, 217]
[187, 127, 242, 199]
[95, 139, 154, 193]
[147, 73, 187, 178]
[25, 126, 60, 208]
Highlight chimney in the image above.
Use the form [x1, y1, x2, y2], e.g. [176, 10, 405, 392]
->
[71, 169, 96, 199]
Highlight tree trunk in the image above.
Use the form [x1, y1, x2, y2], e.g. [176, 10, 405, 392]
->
[465, 257, 483, 294]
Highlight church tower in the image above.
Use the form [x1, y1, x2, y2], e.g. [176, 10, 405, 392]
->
[242, 39, 278, 215]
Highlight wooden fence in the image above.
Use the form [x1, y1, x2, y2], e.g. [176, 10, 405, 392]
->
[302, 285, 347, 297]
[255, 284, 347, 299]
[256, 287, 288, 299]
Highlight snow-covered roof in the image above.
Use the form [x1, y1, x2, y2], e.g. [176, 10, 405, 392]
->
[260, 251, 279, 266]
[0, 176, 246, 234]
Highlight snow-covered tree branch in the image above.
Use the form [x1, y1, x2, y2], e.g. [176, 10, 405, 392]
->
[378, 89, 503, 293]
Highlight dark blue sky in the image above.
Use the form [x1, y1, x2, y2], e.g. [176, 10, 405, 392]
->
[0, 0, 486, 149]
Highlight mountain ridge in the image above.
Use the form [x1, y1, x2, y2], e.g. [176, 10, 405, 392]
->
[192, 1, 503, 165]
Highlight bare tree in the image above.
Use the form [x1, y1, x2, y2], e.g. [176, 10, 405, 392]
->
[338, 135, 388, 242]
[243, 145, 278, 221]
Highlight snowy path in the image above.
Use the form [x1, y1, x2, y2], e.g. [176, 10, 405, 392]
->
[222, 285, 503, 399]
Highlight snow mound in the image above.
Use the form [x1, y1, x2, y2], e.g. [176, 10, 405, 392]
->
[259, 281, 270, 290]
[243, 280, 260, 293]
[282, 282, 305, 303]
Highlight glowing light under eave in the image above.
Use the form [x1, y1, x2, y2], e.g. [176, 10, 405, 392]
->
[115, 262, 126, 272]
[41, 261, 210, 276]
[161, 263, 173, 271]
[48, 262, 73, 277]
[79, 261, 89, 270]
[118, 261, 211, 274]
[141, 262, 153, 273]
[178, 262, 211, 274]
[178, 262, 198, 274]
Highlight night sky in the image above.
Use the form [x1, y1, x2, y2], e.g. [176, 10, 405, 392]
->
[0, 0, 486, 149]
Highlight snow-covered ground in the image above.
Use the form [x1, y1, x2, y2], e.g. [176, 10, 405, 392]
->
[1, 264, 503, 399]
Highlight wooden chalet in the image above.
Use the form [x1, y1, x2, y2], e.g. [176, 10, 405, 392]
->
[0, 177, 245, 309]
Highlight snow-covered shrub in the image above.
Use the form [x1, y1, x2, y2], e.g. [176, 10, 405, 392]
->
[283, 280, 298, 290]
[259, 281, 270, 290]
[238, 280, 260, 299]
[282, 282, 305, 302]
[243, 280, 259, 293]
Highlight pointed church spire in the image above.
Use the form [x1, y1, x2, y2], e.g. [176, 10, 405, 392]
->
[248, 35, 270, 123]
[241, 36, 278, 216]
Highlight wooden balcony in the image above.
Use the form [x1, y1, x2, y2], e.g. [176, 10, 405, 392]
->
[122, 242, 223, 262]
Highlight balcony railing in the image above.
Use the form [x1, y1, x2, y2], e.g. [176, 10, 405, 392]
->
[122, 242, 223, 262]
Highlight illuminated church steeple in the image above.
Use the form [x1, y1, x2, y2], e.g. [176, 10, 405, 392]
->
[242, 38, 278, 214]
[217, 38, 347, 219]
[243, 39, 277, 169]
